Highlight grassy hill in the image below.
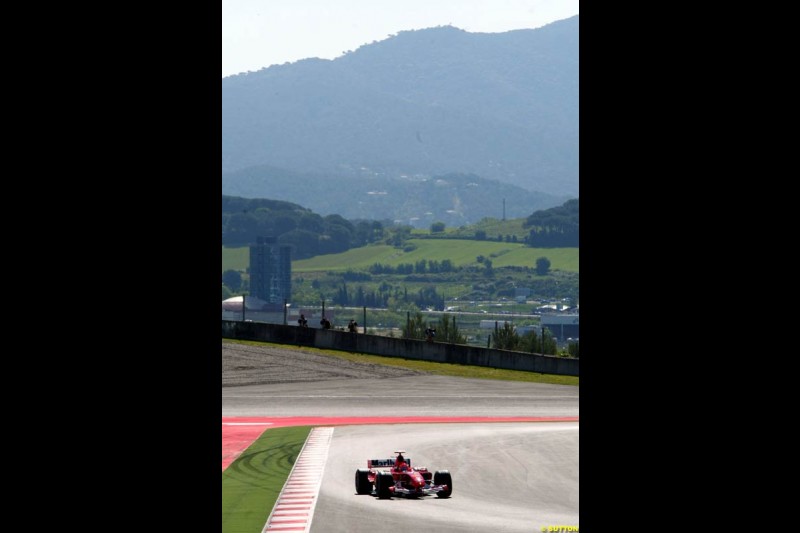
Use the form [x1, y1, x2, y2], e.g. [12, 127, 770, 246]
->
[221, 246, 249, 272]
[410, 217, 530, 240]
[223, 239, 578, 273]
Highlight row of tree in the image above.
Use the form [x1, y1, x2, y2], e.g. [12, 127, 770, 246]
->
[403, 312, 466, 344]
[400, 313, 578, 358]
[368, 259, 457, 275]
[335, 283, 444, 310]
[491, 322, 559, 355]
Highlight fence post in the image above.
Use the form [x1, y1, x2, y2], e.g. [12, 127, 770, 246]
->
[363, 306, 367, 334]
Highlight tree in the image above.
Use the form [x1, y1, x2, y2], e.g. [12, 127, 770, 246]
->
[541, 327, 558, 355]
[402, 311, 428, 339]
[492, 322, 519, 350]
[475, 230, 487, 241]
[567, 340, 579, 358]
[222, 284, 232, 301]
[436, 313, 466, 344]
[222, 269, 242, 291]
[535, 257, 551, 275]
[520, 330, 542, 353]
[430, 221, 446, 233]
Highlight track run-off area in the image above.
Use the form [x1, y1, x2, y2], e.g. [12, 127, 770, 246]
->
[222, 341, 579, 532]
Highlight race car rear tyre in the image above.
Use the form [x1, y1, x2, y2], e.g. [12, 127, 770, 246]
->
[434, 470, 452, 498]
[376, 472, 393, 499]
[355, 469, 371, 495]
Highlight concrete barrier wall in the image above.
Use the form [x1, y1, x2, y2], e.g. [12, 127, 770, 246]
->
[222, 320, 579, 377]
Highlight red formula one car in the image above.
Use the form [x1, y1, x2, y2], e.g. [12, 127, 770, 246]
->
[354, 451, 452, 499]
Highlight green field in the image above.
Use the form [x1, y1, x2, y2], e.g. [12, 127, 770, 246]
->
[223, 240, 578, 273]
[410, 217, 530, 240]
[222, 246, 250, 272]
[222, 425, 312, 533]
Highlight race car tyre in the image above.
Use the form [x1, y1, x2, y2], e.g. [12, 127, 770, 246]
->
[355, 469, 371, 495]
[434, 470, 452, 498]
[376, 472, 394, 499]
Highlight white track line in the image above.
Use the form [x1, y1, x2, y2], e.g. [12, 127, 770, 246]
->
[262, 427, 334, 533]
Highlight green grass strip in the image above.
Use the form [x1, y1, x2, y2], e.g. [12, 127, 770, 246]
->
[224, 339, 578, 386]
[222, 425, 313, 533]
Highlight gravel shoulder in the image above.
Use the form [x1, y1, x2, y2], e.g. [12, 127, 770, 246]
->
[222, 341, 426, 387]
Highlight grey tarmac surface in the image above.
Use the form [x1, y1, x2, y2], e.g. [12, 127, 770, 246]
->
[222, 341, 579, 532]
[222, 341, 425, 387]
[222, 341, 579, 418]
[310, 422, 579, 533]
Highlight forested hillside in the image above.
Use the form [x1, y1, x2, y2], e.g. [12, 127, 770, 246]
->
[523, 198, 578, 247]
[222, 195, 385, 259]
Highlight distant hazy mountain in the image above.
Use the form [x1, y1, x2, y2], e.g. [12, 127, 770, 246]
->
[222, 164, 569, 227]
[222, 16, 578, 198]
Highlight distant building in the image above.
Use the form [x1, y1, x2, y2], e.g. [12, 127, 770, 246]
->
[479, 320, 540, 336]
[516, 325, 542, 336]
[541, 314, 579, 342]
[249, 237, 291, 304]
[221, 295, 283, 322]
[479, 320, 512, 329]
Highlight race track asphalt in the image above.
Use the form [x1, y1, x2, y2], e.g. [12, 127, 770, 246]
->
[310, 422, 578, 533]
[222, 341, 579, 532]
[223, 375, 578, 417]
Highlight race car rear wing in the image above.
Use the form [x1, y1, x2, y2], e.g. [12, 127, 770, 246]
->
[368, 458, 412, 468]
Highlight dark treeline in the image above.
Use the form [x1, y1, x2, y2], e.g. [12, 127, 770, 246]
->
[368, 259, 456, 275]
[336, 283, 444, 310]
[523, 198, 578, 247]
[222, 195, 385, 259]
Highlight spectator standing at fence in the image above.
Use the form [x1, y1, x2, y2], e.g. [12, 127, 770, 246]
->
[425, 327, 436, 343]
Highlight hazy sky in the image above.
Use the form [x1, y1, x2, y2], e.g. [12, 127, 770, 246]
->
[222, 0, 579, 77]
